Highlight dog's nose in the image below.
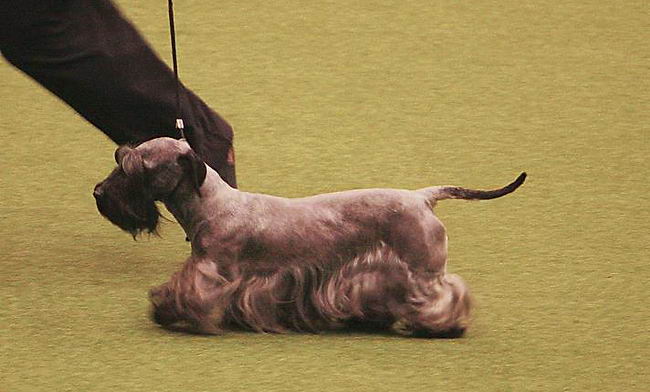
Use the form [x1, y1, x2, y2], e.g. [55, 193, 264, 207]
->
[93, 184, 104, 199]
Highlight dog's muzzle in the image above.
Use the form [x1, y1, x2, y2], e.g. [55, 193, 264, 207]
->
[92, 173, 161, 237]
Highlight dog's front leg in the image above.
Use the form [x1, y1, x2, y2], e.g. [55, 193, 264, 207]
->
[149, 282, 180, 328]
[149, 256, 240, 335]
[191, 257, 243, 333]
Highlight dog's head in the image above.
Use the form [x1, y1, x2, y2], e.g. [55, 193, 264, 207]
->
[93, 138, 207, 237]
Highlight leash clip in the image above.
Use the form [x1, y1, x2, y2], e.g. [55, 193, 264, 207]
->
[175, 118, 185, 139]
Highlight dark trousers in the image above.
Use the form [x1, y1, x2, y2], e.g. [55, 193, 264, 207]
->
[1, 0, 236, 187]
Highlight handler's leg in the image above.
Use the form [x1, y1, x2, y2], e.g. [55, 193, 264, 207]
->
[0, 0, 236, 187]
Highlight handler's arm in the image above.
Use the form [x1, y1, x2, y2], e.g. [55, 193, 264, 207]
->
[0, 0, 236, 187]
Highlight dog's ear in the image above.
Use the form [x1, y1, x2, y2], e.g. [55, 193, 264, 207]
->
[117, 147, 145, 177]
[178, 149, 207, 194]
[115, 145, 135, 164]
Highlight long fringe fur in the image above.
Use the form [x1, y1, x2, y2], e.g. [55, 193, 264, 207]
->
[150, 244, 472, 336]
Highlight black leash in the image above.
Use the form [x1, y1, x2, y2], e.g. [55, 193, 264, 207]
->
[167, 0, 185, 139]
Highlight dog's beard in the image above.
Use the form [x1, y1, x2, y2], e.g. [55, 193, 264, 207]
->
[95, 169, 161, 237]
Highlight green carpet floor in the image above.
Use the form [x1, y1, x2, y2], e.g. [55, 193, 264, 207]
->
[1, 1, 647, 391]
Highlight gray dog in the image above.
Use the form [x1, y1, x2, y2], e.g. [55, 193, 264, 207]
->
[94, 137, 526, 337]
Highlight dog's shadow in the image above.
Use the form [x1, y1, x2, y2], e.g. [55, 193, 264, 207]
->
[150, 319, 464, 339]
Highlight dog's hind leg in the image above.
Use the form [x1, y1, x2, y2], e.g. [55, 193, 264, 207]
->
[391, 273, 472, 338]
[387, 209, 449, 275]
[386, 211, 472, 337]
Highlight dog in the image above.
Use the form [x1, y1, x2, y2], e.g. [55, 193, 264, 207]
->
[94, 137, 526, 337]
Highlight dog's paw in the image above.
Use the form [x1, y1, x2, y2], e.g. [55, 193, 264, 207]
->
[391, 318, 415, 336]
[390, 318, 467, 338]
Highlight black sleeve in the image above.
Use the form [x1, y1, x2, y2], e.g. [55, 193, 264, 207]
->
[1, 0, 236, 187]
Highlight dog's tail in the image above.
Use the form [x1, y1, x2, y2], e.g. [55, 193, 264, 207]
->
[420, 172, 526, 204]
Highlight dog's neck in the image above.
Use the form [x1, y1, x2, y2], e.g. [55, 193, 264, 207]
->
[162, 167, 234, 241]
